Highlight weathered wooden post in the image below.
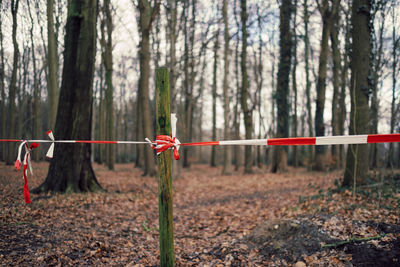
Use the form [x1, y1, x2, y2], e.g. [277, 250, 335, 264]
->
[155, 67, 174, 266]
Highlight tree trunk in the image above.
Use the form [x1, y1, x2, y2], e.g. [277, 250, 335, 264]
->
[343, 0, 371, 188]
[339, 7, 350, 168]
[314, 0, 339, 171]
[222, 0, 232, 174]
[303, 0, 314, 170]
[388, 6, 398, 169]
[271, 0, 292, 173]
[47, 0, 59, 130]
[6, 0, 19, 165]
[0, 0, 6, 161]
[211, 28, 219, 167]
[292, 0, 298, 168]
[330, 4, 341, 169]
[240, 0, 253, 174]
[103, 0, 114, 170]
[34, 0, 102, 193]
[370, 5, 386, 168]
[28, 2, 41, 161]
[138, 0, 158, 176]
[182, 0, 192, 168]
[233, 0, 241, 171]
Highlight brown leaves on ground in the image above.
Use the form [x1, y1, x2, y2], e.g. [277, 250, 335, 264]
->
[0, 162, 399, 266]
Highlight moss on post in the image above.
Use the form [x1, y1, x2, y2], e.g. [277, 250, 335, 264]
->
[155, 67, 174, 267]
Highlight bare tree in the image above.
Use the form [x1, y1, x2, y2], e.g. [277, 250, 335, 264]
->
[314, 0, 339, 171]
[0, 0, 6, 161]
[137, 0, 159, 176]
[47, 0, 59, 130]
[222, 0, 232, 174]
[241, 0, 253, 174]
[34, 0, 102, 193]
[271, 0, 292, 173]
[6, 0, 20, 165]
[343, 0, 371, 188]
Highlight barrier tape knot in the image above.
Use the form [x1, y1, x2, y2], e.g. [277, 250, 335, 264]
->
[149, 135, 181, 160]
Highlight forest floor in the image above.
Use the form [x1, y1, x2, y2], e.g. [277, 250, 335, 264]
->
[0, 162, 399, 266]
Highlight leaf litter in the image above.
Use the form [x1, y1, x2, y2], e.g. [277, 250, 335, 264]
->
[0, 162, 399, 266]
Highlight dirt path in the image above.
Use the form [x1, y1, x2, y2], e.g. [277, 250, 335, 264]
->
[0, 162, 398, 266]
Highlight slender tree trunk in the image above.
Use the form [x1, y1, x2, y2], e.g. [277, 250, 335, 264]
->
[388, 7, 398, 169]
[47, 0, 59, 130]
[271, 0, 292, 173]
[292, 0, 298, 168]
[343, 0, 371, 188]
[6, 0, 19, 165]
[303, 0, 314, 169]
[222, 0, 232, 174]
[256, 10, 264, 169]
[103, 0, 114, 170]
[339, 7, 350, 168]
[137, 0, 159, 176]
[34, 0, 102, 193]
[233, 0, 241, 171]
[98, 64, 106, 164]
[370, 6, 385, 168]
[211, 29, 219, 167]
[183, 0, 191, 168]
[0, 0, 6, 161]
[314, 0, 339, 171]
[330, 4, 341, 169]
[28, 2, 42, 161]
[240, 0, 253, 174]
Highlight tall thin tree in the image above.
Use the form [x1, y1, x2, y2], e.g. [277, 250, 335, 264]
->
[47, 0, 59, 130]
[6, 0, 19, 165]
[343, 0, 371, 188]
[271, 0, 292, 173]
[137, 0, 159, 176]
[314, 0, 339, 171]
[240, 0, 253, 174]
[102, 0, 115, 170]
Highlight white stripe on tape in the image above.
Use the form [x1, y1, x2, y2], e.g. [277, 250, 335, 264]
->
[316, 135, 368, 145]
[219, 139, 266, 145]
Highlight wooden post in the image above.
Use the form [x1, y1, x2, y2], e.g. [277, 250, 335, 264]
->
[155, 67, 174, 266]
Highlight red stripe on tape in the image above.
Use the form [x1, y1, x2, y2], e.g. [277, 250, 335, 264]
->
[267, 137, 316, 146]
[0, 139, 22, 142]
[75, 140, 118, 144]
[367, 134, 400, 144]
[181, 141, 220, 146]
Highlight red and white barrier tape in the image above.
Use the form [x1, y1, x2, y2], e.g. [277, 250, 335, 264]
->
[2, 113, 400, 203]
[14, 141, 39, 203]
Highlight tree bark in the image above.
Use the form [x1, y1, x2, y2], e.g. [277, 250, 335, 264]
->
[240, 0, 253, 174]
[211, 28, 219, 168]
[330, 3, 341, 169]
[47, 0, 59, 130]
[102, 0, 115, 170]
[137, 0, 159, 176]
[222, 0, 232, 174]
[370, 5, 386, 168]
[33, 0, 102, 193]
[6, 0, 19, 165]
[28, 1, 42, 161]
[339, 7, 350, 168]
[292, 0, 298, 168]
[303, 0, 314, 170]
[388, 5, 399, 169]
[0, 0, 6, 161]
[314, 0, 339, 171]
[343, 0, 371, 188]
[271, 0, 292, 173]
